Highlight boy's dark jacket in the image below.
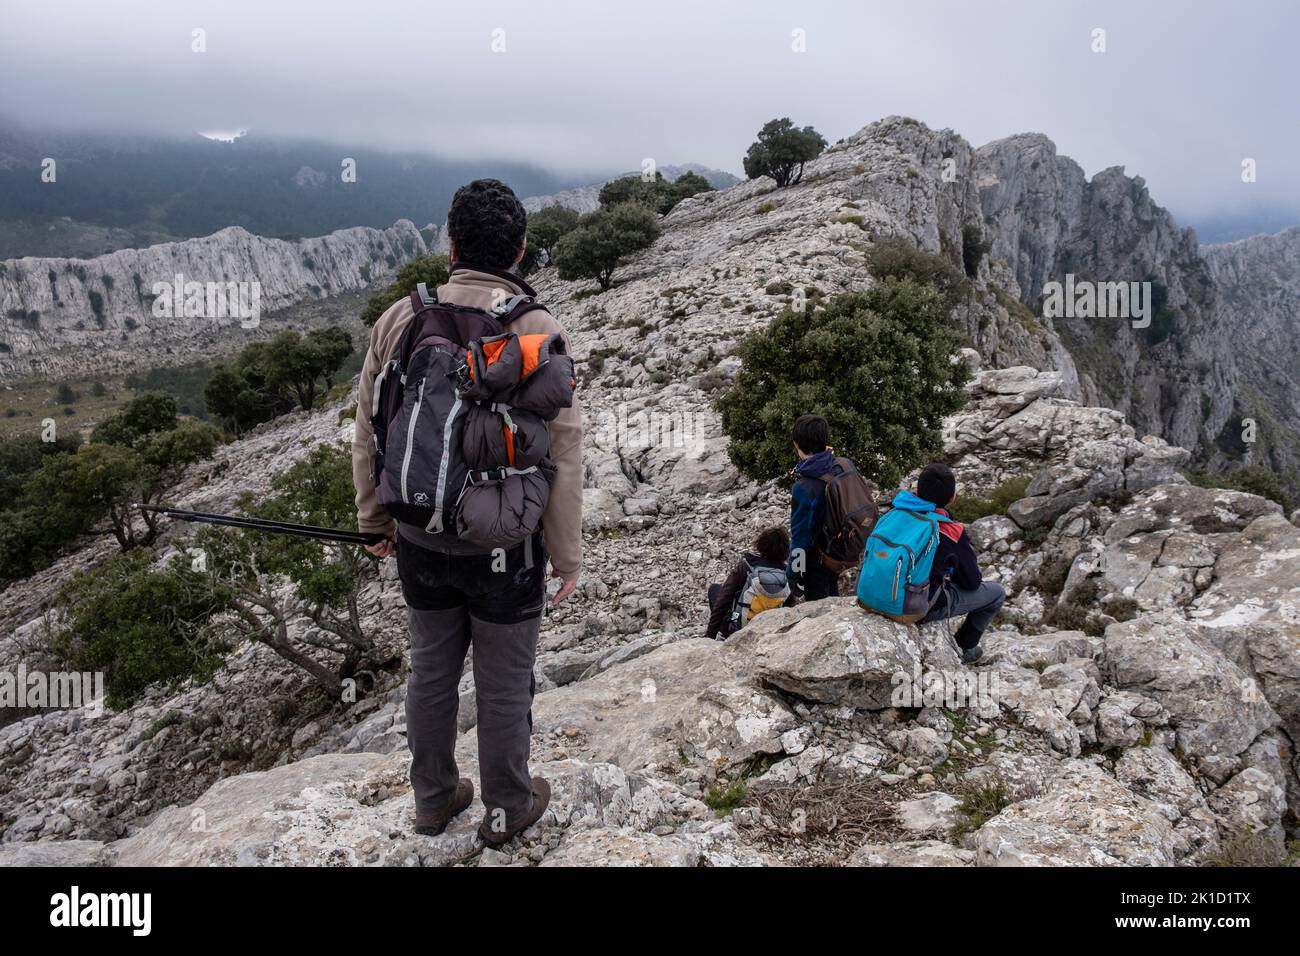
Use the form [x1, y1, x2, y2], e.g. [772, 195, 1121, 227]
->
[707, 551, 786, 639]
[787, 450, 837, 589]
[931, 509, 982, 594]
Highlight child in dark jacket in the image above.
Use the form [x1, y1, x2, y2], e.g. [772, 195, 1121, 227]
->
[787, 414, 841, 600]
[914, 462, 1006, 663]
[706, 527, 791, 640]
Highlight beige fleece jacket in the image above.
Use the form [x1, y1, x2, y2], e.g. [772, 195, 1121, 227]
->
[351, 267, 583, 579]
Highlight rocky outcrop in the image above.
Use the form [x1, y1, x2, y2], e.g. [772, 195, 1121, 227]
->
[0, 220, 425, 378]
[975, 134, 1238, 460]
[973, 760, 1189, 866]
[1202, 227, 1300, 481]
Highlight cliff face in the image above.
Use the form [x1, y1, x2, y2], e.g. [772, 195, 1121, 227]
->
[1201, 227, 1300, 478]
[0, 220, 426, 379]
[974, 134, 1236, 458]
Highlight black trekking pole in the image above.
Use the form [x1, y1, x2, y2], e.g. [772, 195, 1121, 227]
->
[131, 504, 386, 546]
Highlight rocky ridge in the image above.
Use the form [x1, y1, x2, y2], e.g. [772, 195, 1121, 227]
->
[0, 220, 426, 380]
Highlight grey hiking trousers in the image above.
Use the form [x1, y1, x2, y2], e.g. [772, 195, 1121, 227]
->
[396, 530, 546, 819]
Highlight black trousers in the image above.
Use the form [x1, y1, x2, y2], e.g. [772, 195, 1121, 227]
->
[803, 561, 840, 601]
[396, 534, 546, 818]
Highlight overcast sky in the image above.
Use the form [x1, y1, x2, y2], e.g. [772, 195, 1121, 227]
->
[3, 0, 1297, 232]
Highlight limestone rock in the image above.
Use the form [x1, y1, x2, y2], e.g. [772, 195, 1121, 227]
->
[730, 599, 929, 711]
[1102, 615, 1279, 759]
[895, 792, 962, 835]
[850, 839, 974, 867]
[973, 761, 1187, 866]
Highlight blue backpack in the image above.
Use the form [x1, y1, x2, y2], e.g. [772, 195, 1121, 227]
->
[855, 491, 942, 623]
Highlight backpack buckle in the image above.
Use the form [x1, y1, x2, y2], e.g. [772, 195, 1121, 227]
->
[454, 361, 472, 392]
[491, 293, 531, 316]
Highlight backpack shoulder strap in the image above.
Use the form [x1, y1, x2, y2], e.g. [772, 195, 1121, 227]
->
[396, 287, 441, 373]
[493, 294, 549, 327]
[815, 458, 852, 485]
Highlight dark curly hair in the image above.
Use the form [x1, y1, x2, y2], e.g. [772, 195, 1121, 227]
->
[753, 526, 790, 565]
[446, 178, 527, 269]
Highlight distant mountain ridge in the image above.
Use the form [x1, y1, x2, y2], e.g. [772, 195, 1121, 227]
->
[0, 120, 595, 259]
[0, 220, 426, 380]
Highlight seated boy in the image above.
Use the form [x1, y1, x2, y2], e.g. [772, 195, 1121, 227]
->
[706, 527, 792, 640]
[915, 463, 1006, 663]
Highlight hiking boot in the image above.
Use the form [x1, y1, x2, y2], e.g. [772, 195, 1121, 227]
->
[414, 778, 474, 836]
[961, 644, 983, 665]
[478, 776, 551, 847]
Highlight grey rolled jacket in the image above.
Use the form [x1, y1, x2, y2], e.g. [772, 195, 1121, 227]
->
[455, 331, 575, 549]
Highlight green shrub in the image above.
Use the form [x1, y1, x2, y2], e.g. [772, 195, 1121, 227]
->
[703, 778, 749, 814]
[199, 443, 386, 691]
[526, 205, 581, 264]
[124, 361, 215, 420]
[51, 550, 232, 709]
[0, 390, 218, 580]
[717, 279, 969, 490]
[948, 475, 1032, 523]
[949, 775, 1012, 839]
[598, 171, 713, 215]
[204, 327, 352, 432]
[360, 255, 450, 327]
[553, 203, 660, 291]
[51, 392, 221, 550]
[742, 118, 827, 188]
[961, 224, 990, 278]
[865, 236, 971, 313]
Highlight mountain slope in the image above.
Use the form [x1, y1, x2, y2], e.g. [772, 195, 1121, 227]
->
[975, 134, 1235, 460]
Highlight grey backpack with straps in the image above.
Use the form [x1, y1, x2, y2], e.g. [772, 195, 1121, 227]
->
[369, 283, 575, 548]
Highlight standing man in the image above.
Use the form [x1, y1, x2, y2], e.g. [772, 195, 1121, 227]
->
[352, 179, 582, 845]
[787, 414, 840, 601]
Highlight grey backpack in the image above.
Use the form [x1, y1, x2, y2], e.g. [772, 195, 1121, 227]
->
[728, 559, 792, 632]
[369, 283, 575, 548]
